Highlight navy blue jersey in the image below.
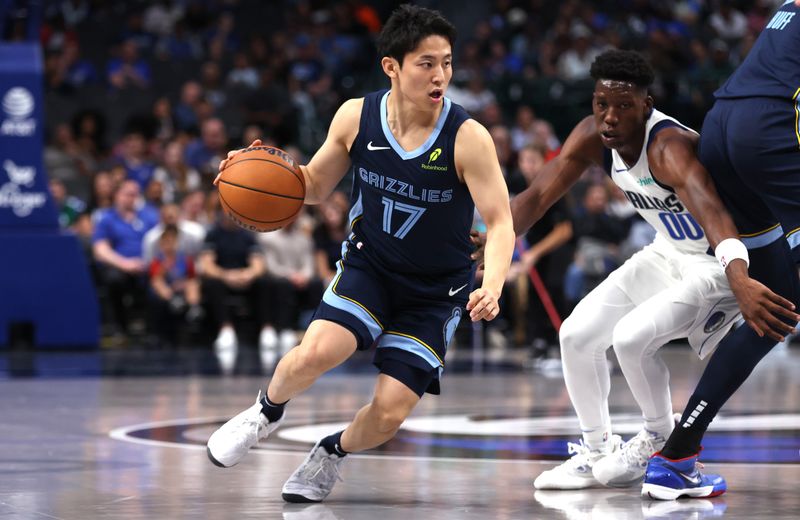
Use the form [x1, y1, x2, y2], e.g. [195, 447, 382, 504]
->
[715, 1, 800, 100]
[347, 89, 474, 275]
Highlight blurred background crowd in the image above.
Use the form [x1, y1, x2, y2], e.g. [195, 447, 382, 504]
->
[1, 0, 788, 365]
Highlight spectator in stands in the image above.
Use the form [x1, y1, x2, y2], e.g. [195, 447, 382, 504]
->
[185, 117, 228, 179]
[155, 20, 203, 61]
[258, 210, 324, 360]
[88, 170, 114, 219]
[174, 80, 204, 132]
[564, 183, 628, 307]
[510, 105, 538, 152]
[489, 124, 514, 179]
[206, 12, 240, 55]
[512, 143, 574, 356]
[49, 177, 87, 230]
[180, 189, 209, 228]
[532, 120, 562, 161]
[198, 210, 272, 359]
[142, 202, 206, 264]
[107, 39, 151, 90]
[45, 41, 97, 93]
[313, 193, 349, 285]
[116, 129, 156, 191]
[142, 0, 182, 37]
[557, 24, 601, 81]
[244, 68, 296, 144]
[226, 52, 260, 89]
[92, 179, 158, 337]
[152, 97, 176, 142]
[44, 122, 93, 201]
[59, 0, 90, 28]
[153, 140, 201, 204]
[709, 3, 748, 45]
[200, 61, 226, 109]
[147, 224, 202, 347]
[447, 71, 497, 114]
[71, 109, 106, 159]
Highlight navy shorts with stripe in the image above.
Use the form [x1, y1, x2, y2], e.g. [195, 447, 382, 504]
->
[312, 239, 472, 395]
[698, 97, 800, 258]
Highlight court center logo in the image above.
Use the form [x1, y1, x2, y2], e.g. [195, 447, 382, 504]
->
[112, 410, 800, 464]
[0, 160, 47, 217]
[1, 87, 36, 137]
[421, 147, 447, 171]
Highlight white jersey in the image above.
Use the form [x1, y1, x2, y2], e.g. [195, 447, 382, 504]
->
[608, 109, 708, 255]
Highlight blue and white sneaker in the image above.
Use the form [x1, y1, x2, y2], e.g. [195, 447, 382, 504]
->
[642, 453, 726, 500]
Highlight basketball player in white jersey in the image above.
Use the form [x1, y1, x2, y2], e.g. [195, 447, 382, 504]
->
[502, 50, 796, 490]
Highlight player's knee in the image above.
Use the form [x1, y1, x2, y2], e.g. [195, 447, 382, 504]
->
[611, 318, 651, 357]
[372, 404, 406, 435]
[559, 314, 591, 356]
[292, 340, 334, 376]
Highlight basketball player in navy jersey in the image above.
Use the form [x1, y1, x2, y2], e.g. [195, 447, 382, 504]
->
[643, 0, 800, 500]
[205, 5, 514, 503]
[474, 49, 797, 494]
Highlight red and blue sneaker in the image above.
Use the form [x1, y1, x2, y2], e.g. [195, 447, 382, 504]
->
[641, 452, 726, 500]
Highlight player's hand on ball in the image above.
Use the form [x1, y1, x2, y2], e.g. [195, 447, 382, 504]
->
[466, 287, 500, 322]
[214, 139, 262, 186]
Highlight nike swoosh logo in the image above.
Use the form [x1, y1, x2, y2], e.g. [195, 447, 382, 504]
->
[449, 283, 469, 296]
[367, 141, 391, 151]
[614, 168, 627, 172]
[678, 471, 702, 485]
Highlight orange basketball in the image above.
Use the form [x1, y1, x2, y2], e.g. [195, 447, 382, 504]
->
[217, 146, 305, 232]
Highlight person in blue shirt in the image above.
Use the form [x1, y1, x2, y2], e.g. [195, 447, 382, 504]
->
[92, 179, 158, 337]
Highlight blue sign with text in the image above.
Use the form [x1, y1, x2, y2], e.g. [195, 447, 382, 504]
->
[0, 44, 58, 229]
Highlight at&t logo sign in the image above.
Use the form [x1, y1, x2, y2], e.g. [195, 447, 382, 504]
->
[1, 87, 36, 137]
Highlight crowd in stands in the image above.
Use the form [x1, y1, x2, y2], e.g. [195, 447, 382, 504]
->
[2, 0, 782, 363]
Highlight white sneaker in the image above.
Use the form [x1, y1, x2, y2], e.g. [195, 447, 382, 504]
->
[282, 442, 345, 503]
[593, 429, 666, 488]
[215, 326, 238, 352]
[279, 329, 296, 356]
[533, 435, 622, 490]
[207, 391, 284, 467]
[260, 326, 278, 351]
[260, 327, 279, 369]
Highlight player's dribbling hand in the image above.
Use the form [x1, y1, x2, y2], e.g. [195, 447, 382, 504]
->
[729, 276, 799, 342]
[466, 287, 500, 322]
[213, 139, 262, 186]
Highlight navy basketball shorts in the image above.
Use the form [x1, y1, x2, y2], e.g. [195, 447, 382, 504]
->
[312, 241, 472, 395]
[698, 97, 800, 261]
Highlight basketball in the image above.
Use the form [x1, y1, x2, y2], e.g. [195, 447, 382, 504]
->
[217, 145, 306, 232]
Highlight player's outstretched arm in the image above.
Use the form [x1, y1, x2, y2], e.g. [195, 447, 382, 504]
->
[510, 116, 603, 236]
[649, 129, 800, 341]
[457, 120, 514, 322]
[214, 99, 363, 205]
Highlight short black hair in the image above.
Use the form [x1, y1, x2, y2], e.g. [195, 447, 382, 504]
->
[377, 4, 456, 66]
[590, 50, 654, 89]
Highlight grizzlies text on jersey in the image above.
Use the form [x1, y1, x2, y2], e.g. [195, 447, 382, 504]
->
[347, 89, 473, 275]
